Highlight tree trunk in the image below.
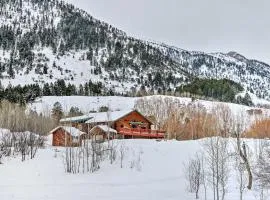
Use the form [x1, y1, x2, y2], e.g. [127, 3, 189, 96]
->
[237, 137, 252, 190]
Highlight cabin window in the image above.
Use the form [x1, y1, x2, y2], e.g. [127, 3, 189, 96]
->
[73, 136, 79, 142]
[130, 121, 146, 129]
[77, 124, 82, 130]
[95, 135, 104, 141]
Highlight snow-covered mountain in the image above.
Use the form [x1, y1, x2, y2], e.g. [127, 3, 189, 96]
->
[1, 0, 270, 100]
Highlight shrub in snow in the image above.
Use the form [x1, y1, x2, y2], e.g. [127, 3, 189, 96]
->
[0, 130, 45, 163]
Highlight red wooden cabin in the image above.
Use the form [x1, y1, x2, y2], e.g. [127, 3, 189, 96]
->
[85, 110, 165, 139]
[59, 109, 165, 140]
[50, 126, 85, 146]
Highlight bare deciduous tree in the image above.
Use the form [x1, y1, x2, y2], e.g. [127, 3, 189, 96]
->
[204, 137, 230, 200]
[234, 150, 248, 200]
[233, 121, 253, 190]
[212, 105, 233, 137]
[254, 141, 270, 187]
[119, 143, 127, 168]
[184, 153, 204, 199]
[28, 132, 45, 159]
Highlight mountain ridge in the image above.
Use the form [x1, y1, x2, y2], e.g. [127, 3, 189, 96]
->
[0, 0, 270, 101]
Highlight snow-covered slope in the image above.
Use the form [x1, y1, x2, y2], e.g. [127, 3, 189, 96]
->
[0, 138, 266, 200]
[28, 95, 270, 128]
[152, 42, 270, 99]
[1, 0, 270, 100]
[29, 96, 137, 114]
[0, 0, 185, 94]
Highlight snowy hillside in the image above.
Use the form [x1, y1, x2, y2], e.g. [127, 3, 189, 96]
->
[28, 95, 270, 128]
[1, 0, 270, 100]
[0, 138, 267, 200]
[29, 96, 137, 114]
[0, 0, 185, 94]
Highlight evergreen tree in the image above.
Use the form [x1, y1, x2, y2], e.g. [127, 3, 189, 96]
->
[68, 106, 83, 117]
[51, 101, 63, 124]
[78, 84, 84, 96]
[43, 83, 51, 96]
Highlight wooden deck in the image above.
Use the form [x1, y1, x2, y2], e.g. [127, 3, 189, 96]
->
[118, 128, 165, 139]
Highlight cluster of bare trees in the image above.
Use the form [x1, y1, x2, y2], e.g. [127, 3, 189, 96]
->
[184, 153, 205, 199]
[136, 96, 262, 199]
[204, 137, 230, 200]
[178, 104, 256, 200]
[185, 135, 254, 200]
[185, 138, 230, 200]
[62, 137, 143, 174]
[135, 96, 236, 140]
[135, 96, 185, 130]
[245, 118, 270, 139]
[184, 108, 270, 200]
[0, 100, 55, 135]
[253, 140, 270, 199]
[63, 139, 109, 174]
[0, 131, 45, 163]
[62, 132, 118, 174]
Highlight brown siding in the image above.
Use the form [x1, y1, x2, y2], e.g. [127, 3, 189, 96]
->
[80, 123, 89, 133]
[52, 128, 72, 146]
[115, 111, 151, 132]
[91, 128, 107, 141]
[52, 128, 82, 147]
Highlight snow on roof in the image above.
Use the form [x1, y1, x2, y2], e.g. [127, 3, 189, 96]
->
[50, 126, 84, 137]
[85, 109, 134, 124]
[60, 114, 92, 123]
[90, 125, 117, 134]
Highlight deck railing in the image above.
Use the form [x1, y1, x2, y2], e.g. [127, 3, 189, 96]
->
[118, 128, 165, 139]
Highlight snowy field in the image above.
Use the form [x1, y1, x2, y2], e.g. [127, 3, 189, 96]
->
[10, 95, 269, 200]
[0, 138, 267, 200]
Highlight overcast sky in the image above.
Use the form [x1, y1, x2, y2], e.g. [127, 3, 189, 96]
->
[64, 0, 270, 64]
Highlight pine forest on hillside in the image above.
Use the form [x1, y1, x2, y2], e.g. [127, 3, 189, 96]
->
[0, 0, 270, 104]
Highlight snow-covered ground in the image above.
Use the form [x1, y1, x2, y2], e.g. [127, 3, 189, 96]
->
[14, 95, 270, 199]
[0, 138, 266, 200]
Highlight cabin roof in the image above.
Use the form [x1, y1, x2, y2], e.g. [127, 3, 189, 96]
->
[85, 109, 134, 124]
[60, 109, 153, 125]
[90, 125, 117, 134]
[50, 126, 84, 137]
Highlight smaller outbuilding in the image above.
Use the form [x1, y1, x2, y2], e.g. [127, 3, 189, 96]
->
[89, 125, 117, 142]
[50, 126, 85, 147]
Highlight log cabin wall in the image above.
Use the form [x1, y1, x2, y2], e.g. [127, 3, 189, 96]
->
[80, 123, 89, 133]
[52, 128, 72, 146]
[91, 128, 108, 141]
[115, 111, 151, 132]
